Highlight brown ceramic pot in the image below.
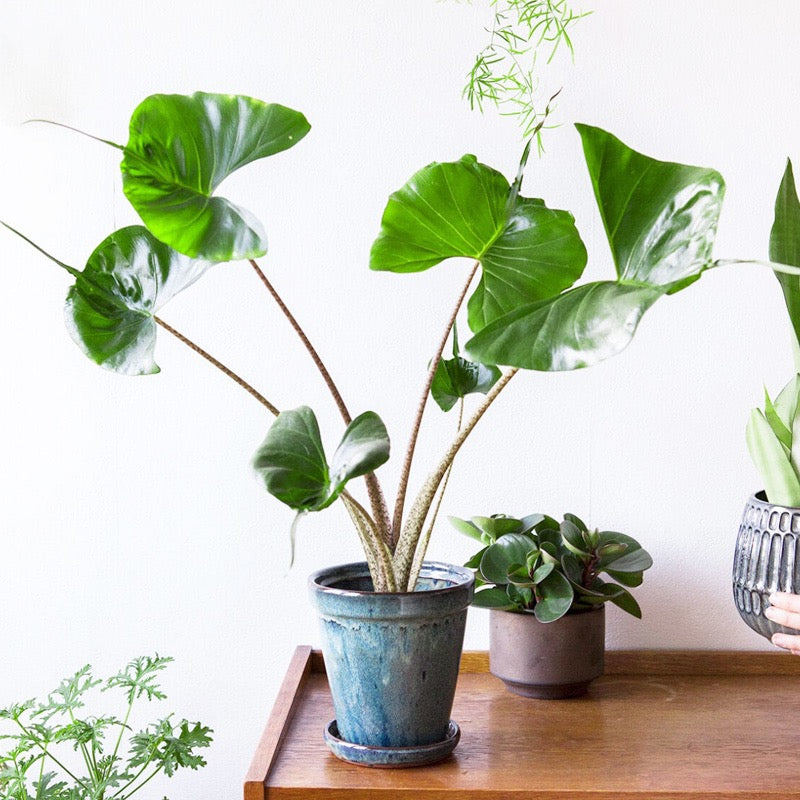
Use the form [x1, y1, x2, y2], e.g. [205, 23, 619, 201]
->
[489, 606, 605, 699]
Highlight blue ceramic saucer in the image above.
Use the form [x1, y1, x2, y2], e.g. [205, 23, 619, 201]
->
[323, 720, 460, 768]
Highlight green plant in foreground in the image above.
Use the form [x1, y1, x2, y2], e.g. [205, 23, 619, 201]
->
[452, 513, 652, 621]
[0, 656, 212, 800]
[2, 92, 729, 595]
[747, 159, 800, 506]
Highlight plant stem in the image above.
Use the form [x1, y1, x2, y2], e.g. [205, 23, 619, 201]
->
[13, 719, 88, 790]
[393, 368, 519, 589]
[248, 259, 392, 542]
[154, 316, 280, 416]
[390, 261, 481, 548]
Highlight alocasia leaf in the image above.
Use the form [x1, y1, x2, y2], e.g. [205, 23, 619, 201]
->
[65, 226, 214, 375]
[369, 155, 587, 331]
[252, 407, 390, 512]
[465, 125, 725, 371]
[770, 159, 800, 346]
[121, 92, 310, 261]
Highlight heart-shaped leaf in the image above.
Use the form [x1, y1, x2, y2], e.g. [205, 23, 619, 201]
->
[431, 354, 501, 412]
[577, 123, 725, 290]
[65, 226, 214, 375]
[465, 281, 663, 370]
[369, 155, 587, 331]
[252, 407, 390, 512]
[121, 92, 310, 261]
[770, 159, 800, 346]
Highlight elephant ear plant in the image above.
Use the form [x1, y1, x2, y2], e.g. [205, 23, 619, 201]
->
[2, 92, 726, 593]
[451, 513, 652, 621]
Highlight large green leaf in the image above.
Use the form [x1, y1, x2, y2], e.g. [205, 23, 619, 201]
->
[465, 281, 663, 370]
[121, 92, 310, 261]
[369, 155, 587, 331]
[65, 225, 214, 375]
[252, 407, 390, 512]
[770, 159, 800, 346]
[478, 533, 536, 585]
[577, 123, 725, 290]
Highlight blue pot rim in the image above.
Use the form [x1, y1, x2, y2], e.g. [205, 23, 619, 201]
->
[308, 561, 475, 620]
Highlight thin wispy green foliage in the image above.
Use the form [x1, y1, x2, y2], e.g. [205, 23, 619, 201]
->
[465, 0, 590, 146]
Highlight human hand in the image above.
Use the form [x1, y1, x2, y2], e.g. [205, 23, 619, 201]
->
[765, 592, 800, 654]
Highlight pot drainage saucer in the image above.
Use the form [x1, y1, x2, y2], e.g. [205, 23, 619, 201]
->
[323, 719, 460, 768]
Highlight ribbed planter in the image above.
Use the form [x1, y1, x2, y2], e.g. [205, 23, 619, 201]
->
[733, 491, 800, 639]
[308, 561, 474, 767]
[489, 606, 605, 699]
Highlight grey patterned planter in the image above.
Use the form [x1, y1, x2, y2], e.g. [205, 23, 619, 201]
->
[733, 491, 800, 639]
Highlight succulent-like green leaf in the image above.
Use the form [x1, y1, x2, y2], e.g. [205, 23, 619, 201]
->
[531, 561, 554, 583]
[577, 123, 725, 290]
[563, 512, 588, 532]
[369, 155, 587, 331]
[770, 159, 800, 346]
[65, 226, 214, 375]
[746, 408, 800, 506]
[121, 92, 310, 261]
[448, 516, 485, 543]
[471, 515, 524, 539]
[607, 585, 642, 618]
[252, 407, 390, 512]
[560, 519, 589, 558]
[465, 281, 664, 370]
[479, 533, 535, 584]
[506, 583, 534, 609]
[600, 546, 653, 573]
[471, 587, 515, 609]
[533, 571, 573, 622]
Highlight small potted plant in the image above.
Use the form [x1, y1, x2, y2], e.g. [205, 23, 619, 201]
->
[452, 512, 652, 698]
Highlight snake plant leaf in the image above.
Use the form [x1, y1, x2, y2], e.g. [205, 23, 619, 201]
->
[746, 408, 800, 506]
[431, 354, 501, 412]
[533, 570, 573, 622]
[465, 281, 664, 371]
[577, 123, 725, 291]
[253, 407, 390, 512]
[121, 93, 310, 261]
[770, 159, 800, 346]
[479, 533, 536, 584]
[65, 225, 214, 375]
[369, 155, 587, 331]
[764, 386, 793, 450]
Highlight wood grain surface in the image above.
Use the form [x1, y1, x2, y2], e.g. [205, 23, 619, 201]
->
[245, 648, 800, 799]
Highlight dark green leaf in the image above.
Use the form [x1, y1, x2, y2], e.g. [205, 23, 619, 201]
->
[601, 547, 653, 573]
[471, 587, 516, 608]
[531, 561, 554, 583]
[519, 513, 546, 534]
[471, 515, 524, 538]
[605, 569, 643, 587]
[608, 586, 643, 618]
[464, 547, 488, 569]
[506, 583, 534, 609]
[121, 92, 310, 261]
[369, 155, 587, 331]
[563, 512, 587, 532]
[533, 571, 573, 622]
[65, 226, 214, 375]
[770, 159, 800, 346]
[560, 519, 589, 558]
[576, 123, 725, 291]
[252, 407, 389, 512]
[479, 533, 536, 584]
[431, 354, 501, 411]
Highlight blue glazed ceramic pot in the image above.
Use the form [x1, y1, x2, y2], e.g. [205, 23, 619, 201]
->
[308, 561, 474, 755]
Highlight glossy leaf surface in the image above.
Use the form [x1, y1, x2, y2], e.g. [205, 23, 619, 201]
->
[479, 533, 535, 584]
[253, 407, 390, 512]
[431, 354, 501, 412]
[577, 123, 724, 290]
[369, 155, 587, 331]
[121, 93, 310, 261]
[770, 159, 800, 346]
[533, 570, 573, 622]
[65, 226, 213, 375]
[466, 126, 724, 371]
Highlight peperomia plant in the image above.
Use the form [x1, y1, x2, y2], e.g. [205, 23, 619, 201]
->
[451, 512, 652, 621]
[0, 655, 212, 800]
[2, 92, 727, 593]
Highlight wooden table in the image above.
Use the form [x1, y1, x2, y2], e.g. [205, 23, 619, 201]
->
[244, 647, 800, 799]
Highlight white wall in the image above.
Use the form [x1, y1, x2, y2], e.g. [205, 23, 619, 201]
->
[1, 0, 798, 795]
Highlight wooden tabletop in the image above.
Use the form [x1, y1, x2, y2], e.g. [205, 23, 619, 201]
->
[244, 647, 800, 799]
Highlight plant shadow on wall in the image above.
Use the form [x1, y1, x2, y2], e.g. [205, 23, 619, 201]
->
[1, 91, 732, 760]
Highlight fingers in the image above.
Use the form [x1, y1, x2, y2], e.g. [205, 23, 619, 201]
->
[766, 592, 800, 633]
[771, 632, 800, 655]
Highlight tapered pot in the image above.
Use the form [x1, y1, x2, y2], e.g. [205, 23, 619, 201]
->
[489, 606, 605, 699]
[308, 561, 474, 767]
[733, 491, 800, 639]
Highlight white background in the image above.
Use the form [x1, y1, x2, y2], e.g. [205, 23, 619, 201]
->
[1, 0, 799, 796]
